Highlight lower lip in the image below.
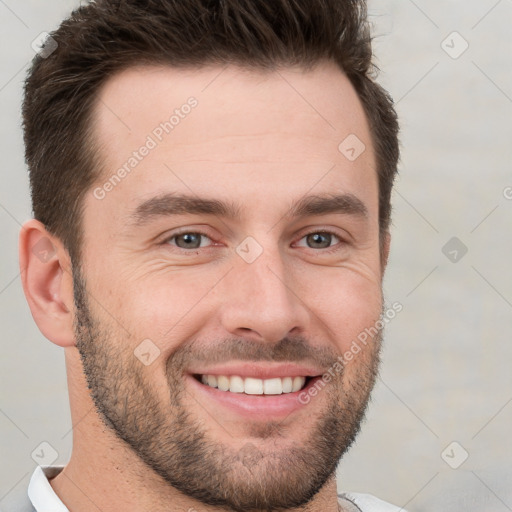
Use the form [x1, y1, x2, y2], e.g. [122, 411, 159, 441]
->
[186, 375, 321, 420]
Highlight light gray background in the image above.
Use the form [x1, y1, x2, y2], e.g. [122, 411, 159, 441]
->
[1, 1, 511, 511]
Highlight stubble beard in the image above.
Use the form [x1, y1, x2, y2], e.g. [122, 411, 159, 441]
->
[72, 266, 382, 511]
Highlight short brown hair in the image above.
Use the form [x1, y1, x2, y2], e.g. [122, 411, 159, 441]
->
[23, 0, 399, 264]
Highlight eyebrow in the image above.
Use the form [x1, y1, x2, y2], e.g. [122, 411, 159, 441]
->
[129, 192, 368, 226]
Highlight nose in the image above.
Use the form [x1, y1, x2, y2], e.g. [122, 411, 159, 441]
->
[219, 247, 310, 343]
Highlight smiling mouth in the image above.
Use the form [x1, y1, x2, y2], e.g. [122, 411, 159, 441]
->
[193, 374, 313, 395]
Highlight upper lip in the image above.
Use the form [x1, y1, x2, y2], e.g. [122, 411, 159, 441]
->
[188, 362, 325, 380]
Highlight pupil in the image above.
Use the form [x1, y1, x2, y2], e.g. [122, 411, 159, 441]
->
[308, 233, 331, 248]
[178, 233, 200, 248]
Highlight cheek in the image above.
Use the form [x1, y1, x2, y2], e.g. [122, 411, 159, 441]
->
[87, 247, 382, 357]
[104, 269, 222, 346]
[298, 268, 383, 353]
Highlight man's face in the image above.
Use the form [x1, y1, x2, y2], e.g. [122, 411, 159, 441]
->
[75, 62, 385, 511]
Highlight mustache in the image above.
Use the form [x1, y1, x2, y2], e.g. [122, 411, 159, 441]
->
[168, 335, 340, 372]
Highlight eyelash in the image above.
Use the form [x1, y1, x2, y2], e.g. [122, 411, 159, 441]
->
[162, 229, 347, 254]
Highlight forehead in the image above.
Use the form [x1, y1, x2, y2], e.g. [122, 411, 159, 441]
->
[88, 62, 377, 223]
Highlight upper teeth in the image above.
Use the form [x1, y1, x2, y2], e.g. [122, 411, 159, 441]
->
[200, 375, 307, 395]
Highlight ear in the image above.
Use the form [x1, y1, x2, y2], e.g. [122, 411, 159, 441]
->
[19, 219, 76, 347]
[380, 230, 391, 276]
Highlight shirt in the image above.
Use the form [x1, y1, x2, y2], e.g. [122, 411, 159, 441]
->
[8, 466, 405, 512]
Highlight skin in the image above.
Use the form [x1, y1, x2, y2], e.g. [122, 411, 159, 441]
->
[20, 61, 390, 512]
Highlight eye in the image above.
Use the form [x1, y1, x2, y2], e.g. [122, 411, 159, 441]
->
[295, 231, 343, 250]
[165, 231, 213, 250]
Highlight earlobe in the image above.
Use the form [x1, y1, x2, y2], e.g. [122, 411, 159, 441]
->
[19, 219, 76, 347]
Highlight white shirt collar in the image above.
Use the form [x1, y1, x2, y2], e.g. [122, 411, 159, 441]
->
[28, 466, 69, 512]
[26, 465, 402, 512]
